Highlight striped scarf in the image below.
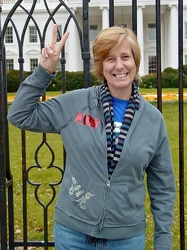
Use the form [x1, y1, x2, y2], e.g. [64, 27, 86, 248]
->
[101, 82, 140, 179]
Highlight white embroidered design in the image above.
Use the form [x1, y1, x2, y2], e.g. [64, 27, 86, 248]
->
[69, 177, 84, 197]
[76, 192, 94, 209]
[69, 177, 94, 209]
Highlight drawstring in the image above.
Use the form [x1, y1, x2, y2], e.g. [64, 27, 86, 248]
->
[86, 235, 107, 250]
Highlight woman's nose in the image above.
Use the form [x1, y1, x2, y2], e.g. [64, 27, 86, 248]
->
[115, 57, 124, 69]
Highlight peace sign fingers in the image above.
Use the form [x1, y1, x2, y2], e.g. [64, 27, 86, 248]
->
[51, 24, 70, 52]
[40, 24, 70, 74]
[51, 24, 58, 46]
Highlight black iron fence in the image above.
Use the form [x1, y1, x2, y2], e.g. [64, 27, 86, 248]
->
[0, 0, 185, 249]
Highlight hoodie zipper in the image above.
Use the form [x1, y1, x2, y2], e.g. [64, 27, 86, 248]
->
[96, 98, 112, 234]
[97, 179, 111, 235]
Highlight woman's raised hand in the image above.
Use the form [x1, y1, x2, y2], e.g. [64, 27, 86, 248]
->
[40, 24, 70, 74]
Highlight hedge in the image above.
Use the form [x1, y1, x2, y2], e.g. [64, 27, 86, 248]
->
[138, 66, 187, 88]
[5, 65, 187, 92]
[6, 70, 100, 92]
[47, 71, 101, 91]
[6, 70, 32, 92]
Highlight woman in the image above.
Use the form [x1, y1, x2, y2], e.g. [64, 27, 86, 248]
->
[8, 25, 176, 250]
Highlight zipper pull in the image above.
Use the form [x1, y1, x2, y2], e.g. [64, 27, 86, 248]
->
[107, 179, 110, 188]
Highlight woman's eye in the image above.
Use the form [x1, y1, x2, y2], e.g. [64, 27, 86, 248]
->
[107, 57, 115, 62]
[122, 55, 129, 60]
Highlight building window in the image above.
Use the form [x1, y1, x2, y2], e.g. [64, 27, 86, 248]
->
[119, 23, 128, 28]
[5, 27, 13, 43]
[6, 59, 14, 71]
[29, 26, 38, 43]
[148, 23, 156, 41]
[148, 56, 157, 74]
[184, 22, 187, 40]
[89, 25, 98, 42]
[30, 59, 38, 71]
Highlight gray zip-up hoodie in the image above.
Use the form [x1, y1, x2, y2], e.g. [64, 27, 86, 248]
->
[7, 65, 176, 249]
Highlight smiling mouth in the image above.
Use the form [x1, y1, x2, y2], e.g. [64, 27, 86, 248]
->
[113, 73, 128, 78]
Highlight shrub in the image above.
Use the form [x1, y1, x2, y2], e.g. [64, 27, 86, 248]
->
[161, 72, 177, 88]
[162, 67, 178, 74]
[139, 67, 183, 89]
[139, 74, 157, 88]
[6, 70, 20, 92]
[183, 65, 187, 75]
[65, 71, 99, 90]
[47, 78, 62, 91]
[6, 70, 32, 92]
[47, 71, 99, 91]
[6, 70, 100, 92]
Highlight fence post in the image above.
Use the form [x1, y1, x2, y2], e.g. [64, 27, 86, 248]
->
[0, 3, 8, 249]
[178, 0, 185, 249]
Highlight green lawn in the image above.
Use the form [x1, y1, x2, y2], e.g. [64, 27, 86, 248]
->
[7, 90, 187, 249]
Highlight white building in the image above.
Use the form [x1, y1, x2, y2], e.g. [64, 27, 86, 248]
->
[1, 0, 187, 76]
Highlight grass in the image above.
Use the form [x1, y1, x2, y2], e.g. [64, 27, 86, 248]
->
[145, 101, 187, 249]
[6, 88, 184, 97]
[7, 89, 187, 249]
[9, 128, 63, 246]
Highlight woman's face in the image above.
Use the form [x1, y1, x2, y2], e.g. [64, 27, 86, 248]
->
[102, 40, 136, 99]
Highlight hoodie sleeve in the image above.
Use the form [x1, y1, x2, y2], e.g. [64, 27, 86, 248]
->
[7, 64, 60, 133]
[146, 115, 176, 250]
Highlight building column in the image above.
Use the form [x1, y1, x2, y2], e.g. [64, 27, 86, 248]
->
[67, 8, 82, 71]
[161, 18, 166, 71]
[137, 5, 145, 76]
[101, 7, 109, 29]
[168, 5, 178, 69]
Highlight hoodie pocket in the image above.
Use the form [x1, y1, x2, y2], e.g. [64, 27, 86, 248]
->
[104, 185, 145, 226]
[56, 174, 106, 225]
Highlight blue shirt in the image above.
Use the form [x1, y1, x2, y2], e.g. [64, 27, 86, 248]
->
[112, 97, 128, 140]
